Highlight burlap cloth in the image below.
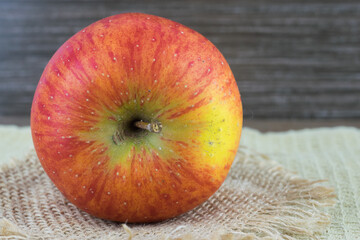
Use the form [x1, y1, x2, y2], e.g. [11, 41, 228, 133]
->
[1, 126, 359, 239]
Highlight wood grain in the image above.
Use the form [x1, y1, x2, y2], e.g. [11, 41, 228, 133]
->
[1, 0, 359, 118]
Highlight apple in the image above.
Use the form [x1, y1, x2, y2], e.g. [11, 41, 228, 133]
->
[31, 13, 242, 222]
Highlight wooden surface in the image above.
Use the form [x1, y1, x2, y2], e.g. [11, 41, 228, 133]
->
[0, 0, 360, 118]
[1, 116, 359, 132]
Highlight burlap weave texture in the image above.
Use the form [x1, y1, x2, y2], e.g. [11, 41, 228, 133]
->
[2, 126, 357, 239]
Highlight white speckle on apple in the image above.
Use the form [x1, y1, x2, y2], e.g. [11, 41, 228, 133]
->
[82, 30, 86, 33]
[97, 161, 101, 165]
[52, 171, 56, 174]
[57, 151, 60, 154]
[86, 99, 89, 102]
[177, 164, 181, 168]
[122, 175, 126, 180]
[83, 186, 86, 189]
[101, 73, 105, 76]
[50, 96, 54, 99]
[66, 45, 69, 48]
[172, 184, 175, 188]
[130, 67, 133, 71]
[169, 149, 174, 153]
[107, 74, 110, 78]
[67, 117, 71, 120]
[208, 68, 211, 73]
[93, 48, 96, 51]
[194, 91, 198, 96]
[136, 44, 139, 47]
[57, 73, 60, 77]
[176, 172, 180, 176]
[175, 82, 179, 85]
[191, 105, 194, 108]
[116, 172, 119, 176]
[107, 191, 111, 195]
[158, 147, 162, 150]
[155, 168, 159, 172]
[133, 99, 137, 103]
[74, 197, 77, 200]
[147, 98, 150, 101]
[95, 65, 98, 69]
[176, 201, 179, 204]
[141, 99, 144, 103]
[69, 154, 73, 157]
[108, 19, 112, 23]
[61, 136, 65, 139]
[48, 116, 51, 120]
[154, 79, 157, 83]
[174, 53, 177, 57]
[181, 31, 184, 34]
[91, 112, 95, 115]
[77, 48, 80, 51]
[120, 92, 123, 95]
[184, 85, 187, 88]
[65, 93, 69, 96]
[152, 37, 156, 42]
[42, 104, 45, 108]
[86, 90, 90, 94]
[75, 174, 79, 178]
[100, 34, 104, 38]
[123, 201, 127, 205]
[126, 92, 128, 95]
[137, 183, 141, 187]
[113, 57, 117, 61]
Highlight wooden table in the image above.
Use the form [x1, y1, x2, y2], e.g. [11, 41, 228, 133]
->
[1, 0, 360, 120]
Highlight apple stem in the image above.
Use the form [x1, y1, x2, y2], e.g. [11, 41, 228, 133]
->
[134, 120, 162, 133]
[112, 120, 162, 145]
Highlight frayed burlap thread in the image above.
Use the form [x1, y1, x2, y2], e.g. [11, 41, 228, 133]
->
[0, 145, 335, 240]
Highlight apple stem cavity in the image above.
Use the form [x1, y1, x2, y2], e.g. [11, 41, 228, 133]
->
[112, 120, 162, 145]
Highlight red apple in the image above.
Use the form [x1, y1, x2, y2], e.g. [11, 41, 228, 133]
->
[31, 13, 242, 222]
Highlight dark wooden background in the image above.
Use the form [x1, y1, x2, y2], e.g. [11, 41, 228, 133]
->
[1, 0, 360, 119]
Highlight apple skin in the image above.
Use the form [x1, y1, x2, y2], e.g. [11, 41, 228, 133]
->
[31, 13, 242, 222]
